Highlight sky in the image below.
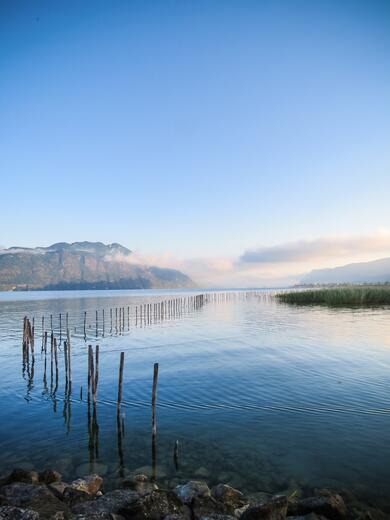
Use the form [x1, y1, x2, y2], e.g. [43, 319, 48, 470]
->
[1, 0, 390, 286]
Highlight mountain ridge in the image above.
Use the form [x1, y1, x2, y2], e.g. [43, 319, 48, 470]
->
[0, 241, 194, 291]
[301, 257, 390, 284]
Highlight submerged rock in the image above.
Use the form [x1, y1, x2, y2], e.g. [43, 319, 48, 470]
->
[287, 490, 348, 520]
[122, 474, 158, 496]
[76, 463, 108, 477]
[0, 506, 39, 519]
[240, 495, 288, 520]
[6, 469, 39, 485]
[38, 469, 61, 485]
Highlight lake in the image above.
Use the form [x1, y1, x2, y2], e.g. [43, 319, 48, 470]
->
[0, 289, 389, 512]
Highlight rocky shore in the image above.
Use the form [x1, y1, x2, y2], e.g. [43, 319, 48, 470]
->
[0, 467, 386, 520]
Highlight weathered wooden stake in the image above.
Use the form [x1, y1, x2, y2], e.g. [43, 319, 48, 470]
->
[152, 362, 159, 436]
[117, 352, 125, 411]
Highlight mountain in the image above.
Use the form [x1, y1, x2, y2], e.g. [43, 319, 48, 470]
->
[302, 257, 390, 285]
[0, 242, 195, 291]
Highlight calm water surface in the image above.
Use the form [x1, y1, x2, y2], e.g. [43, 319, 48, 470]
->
[0, 289, 389, 511]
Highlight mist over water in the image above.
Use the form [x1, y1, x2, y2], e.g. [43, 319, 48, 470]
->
[0, 289, 389, 511]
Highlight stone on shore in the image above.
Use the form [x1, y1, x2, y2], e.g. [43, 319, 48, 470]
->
[6, 470, 39, 485]
[123, 489, 192, 520]
[122, 474, 158, 496]
[240, 494, 288, 520]
[0, 506, 40, 519]
[38, 469, 61, 485]
[211, 484, 245, 512]
[70, 474, 103, 495]
[174, 481, 211, 504]
[71, 489, 139, 516]
[287, 490, 348, 520]
[0, 482, 70, 520]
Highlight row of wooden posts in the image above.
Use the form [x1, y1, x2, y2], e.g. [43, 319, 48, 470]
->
[22, 291, 272, 470]
[27, 291, 274, 345]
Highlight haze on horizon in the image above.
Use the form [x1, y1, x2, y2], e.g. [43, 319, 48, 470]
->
[1, 0, 390, 286]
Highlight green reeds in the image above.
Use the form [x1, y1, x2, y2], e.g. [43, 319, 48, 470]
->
[277, 286, 390, 307]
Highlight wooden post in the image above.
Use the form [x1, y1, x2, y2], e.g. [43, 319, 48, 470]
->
[152, 363, 159, 436]
[117, 352, 125, 411]
[88, 344, 92, 399]
[67, 328, 72, 382]
[41, 316, 44, 351]
[95, 345, 99, 399]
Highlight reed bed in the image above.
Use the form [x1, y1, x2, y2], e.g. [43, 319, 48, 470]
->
[276, 286, 390, 307]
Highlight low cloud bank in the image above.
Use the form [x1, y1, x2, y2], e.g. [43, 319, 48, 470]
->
[240, 231, 390, 264]
[107, 230, 390, 287]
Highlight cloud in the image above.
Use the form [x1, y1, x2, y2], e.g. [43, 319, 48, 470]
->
[240, 231, 390, 264]
[107, 230, 390, 287]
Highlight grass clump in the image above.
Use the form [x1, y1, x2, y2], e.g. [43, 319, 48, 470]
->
[276, 286, 390, 307]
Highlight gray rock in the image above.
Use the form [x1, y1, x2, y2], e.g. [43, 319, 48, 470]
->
[198, 516, 236, 520]
[124, 489, 192, 520]
[0, 506, 39, 519]
[192, 496, 221, 520]
[38, 469, 61, 485]
[0, 483, 69, 520]
[62, 486, 91, 507]
[211, 484, 245, 513]
[122, 474, 158, 496]
[240, 495, 288, 520]
[71, 489, 139, 516]
[74, 514, 125, 520]
[174, 481, 211, 504]
[287, 490, 348, 520]
[6, 469, 39, 485]
[47, 482, 68, 499]
[287, 514, 327, 520]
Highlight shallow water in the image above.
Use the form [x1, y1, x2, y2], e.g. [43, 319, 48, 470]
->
[0, 289, 389, 511]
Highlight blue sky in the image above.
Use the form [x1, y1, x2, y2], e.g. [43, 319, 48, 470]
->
[1, 1, 390, 284]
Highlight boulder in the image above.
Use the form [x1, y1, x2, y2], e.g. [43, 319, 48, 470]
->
[0, 483, 69, 520]
[74, 514, 125, 520]
[287, 514, 327, 520]
[174, 481, 211, 504]
[62, 486, 91, 507]
[71, 489, 139, 516]
[211, 484, 245, 512]
[287, 490, 347, 520]
[48, 482, 68, 499]
[122, 474, 158, 496]
[123, 489, 192, 520]
[240, 495, 288, 520]
[192, 496, 222, 519]
[6, 469, 39, 485]
[70, 474, 103, 495]
[38, 469, 61, 485]
[197, 516, 236, 520]
[0, 506, 39, 519]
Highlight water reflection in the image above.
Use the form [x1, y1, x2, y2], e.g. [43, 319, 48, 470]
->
[0, 289, 389, 512]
